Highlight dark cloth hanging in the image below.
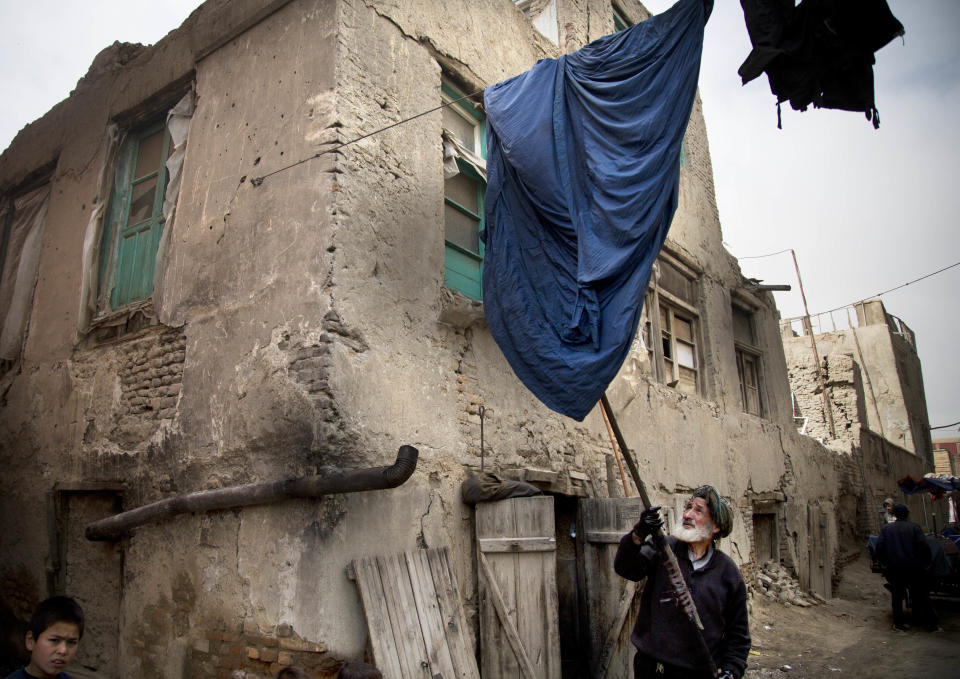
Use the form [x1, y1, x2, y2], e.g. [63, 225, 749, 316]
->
[738, 0, 904, 128]
[481, 0, 711, 421]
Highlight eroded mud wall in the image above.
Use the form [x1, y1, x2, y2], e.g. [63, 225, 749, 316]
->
[0, 1, 903, 676]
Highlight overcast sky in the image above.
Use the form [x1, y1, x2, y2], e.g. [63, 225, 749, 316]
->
[1, 0, 957, 434]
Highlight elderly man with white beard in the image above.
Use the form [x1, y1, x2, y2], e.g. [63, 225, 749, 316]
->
[614, 486, 751, 679]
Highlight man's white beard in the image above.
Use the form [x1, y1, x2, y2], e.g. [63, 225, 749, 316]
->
[674, 520, 714, 544]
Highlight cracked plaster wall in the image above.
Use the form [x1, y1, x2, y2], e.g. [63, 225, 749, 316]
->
[0, 0, 921, 676]
[783, 322, 932, 456]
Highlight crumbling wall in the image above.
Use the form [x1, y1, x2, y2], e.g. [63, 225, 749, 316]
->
[859, 429, 943, 532]
[783, 325, 930, 455]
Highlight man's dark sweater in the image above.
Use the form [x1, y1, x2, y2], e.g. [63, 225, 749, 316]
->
[614, 534, 751, 678]
[876, 518, 930, 572]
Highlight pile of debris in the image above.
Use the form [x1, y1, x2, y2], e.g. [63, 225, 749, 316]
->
[754, 561, 823, 607]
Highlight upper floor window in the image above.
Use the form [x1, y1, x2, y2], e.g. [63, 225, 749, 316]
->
[613, 3, 631, 31]
[0, 183, 51, 364]
[98, 119, 172, 310]
[732, 304, 764, 416]
[515, 0, 559, 44]
[442, 79, 486, 301]
[640, 255, 702, 395]
[85, 90, 193, 328]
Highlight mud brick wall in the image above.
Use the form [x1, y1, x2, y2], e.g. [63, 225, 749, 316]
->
[187, 622, 340, 679]
[118, 329, 186, 421]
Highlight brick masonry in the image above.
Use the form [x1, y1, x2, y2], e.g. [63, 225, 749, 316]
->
[186, 622, 340, 679]
[116, 329, 186, 422]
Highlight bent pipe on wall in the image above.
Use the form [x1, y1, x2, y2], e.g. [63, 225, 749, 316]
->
[85, 445, 419, 541]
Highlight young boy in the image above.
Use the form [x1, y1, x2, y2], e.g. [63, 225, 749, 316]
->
[5, 596, 84, 679]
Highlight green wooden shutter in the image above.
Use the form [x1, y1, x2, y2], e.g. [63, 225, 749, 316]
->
[442, 80, 486, 301]
[102, 121, 171, 310]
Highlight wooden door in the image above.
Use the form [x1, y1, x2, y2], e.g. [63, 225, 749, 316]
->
[753, 513, 777, 565]
[805, 504, 831, 599]
[475, 496, 561, 679]
[57, 490, 123, 678]
[576, 498, 643, 679]
[352, 547, 480, 679]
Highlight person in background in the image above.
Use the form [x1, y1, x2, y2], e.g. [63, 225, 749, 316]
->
[881, 497, 896, 524]
[875, 503, 938, 632]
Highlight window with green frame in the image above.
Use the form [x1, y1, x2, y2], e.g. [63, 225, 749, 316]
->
[613, 3, 631, 31]
[442, 80, 486, 301]
[98, 119, 172, 311]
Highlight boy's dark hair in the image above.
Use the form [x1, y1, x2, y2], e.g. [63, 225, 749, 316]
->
[892, 504, 909, 520]
[29, 596, 84, 640]
[337, 661, 382, 679]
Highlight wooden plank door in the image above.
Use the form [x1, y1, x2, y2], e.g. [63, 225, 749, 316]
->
[352, 547, 480, 679]
[805, 504, 831, 600]
[475, 496, 561, 679]
[576, 498, 644, 679]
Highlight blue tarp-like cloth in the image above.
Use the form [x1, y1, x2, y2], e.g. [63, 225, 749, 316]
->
[481, 0, 712, 421]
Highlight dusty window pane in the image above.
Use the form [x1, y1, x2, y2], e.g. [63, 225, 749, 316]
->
[659, 258, 694, 303]
[445, 173, 479, 213]
[678, 366, 697, 394]
[674, 316, 693, 343]
[443, 106, 476, 154]
[135, 130, 164, 180]
[737, 348, 762, 415]
[128, 177, 158, 225]
[444, 203, 480, 253]
[732, 306, 755, 344]
[676, 340, 695, 369]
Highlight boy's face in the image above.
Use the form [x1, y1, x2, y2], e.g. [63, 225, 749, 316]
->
[25, 621, 80, 678]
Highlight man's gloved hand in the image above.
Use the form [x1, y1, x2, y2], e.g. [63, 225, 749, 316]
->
[717, 669, 737, 679]
[631, 505, 663, 541]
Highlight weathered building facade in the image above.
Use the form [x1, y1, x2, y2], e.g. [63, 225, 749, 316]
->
[782, 300, 945, 540]
[0, 1, 937, 678]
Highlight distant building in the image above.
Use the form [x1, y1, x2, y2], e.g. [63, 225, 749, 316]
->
[782, 299, 940, 537]
[933, 437, 959, 475]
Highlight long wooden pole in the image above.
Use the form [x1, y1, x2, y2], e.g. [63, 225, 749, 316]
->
[791, 249, 836, 439]
[600, 399, 631, 496]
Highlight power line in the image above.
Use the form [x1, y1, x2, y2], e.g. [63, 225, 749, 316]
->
[821, 259, 960, 315]
[931, 420, 960, 431]
[251, 88, 485, 187]
[733, 247, 793, 260]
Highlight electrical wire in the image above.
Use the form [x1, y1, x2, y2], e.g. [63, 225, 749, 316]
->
[250, 87, 485, 187]
[733, 247, 793, 260]
[931, 420, 960, 431]
[820, 260, 960, 315]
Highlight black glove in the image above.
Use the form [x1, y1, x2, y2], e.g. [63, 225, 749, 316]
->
[632, 505, 663, 541]
[717, 669, 737, 679]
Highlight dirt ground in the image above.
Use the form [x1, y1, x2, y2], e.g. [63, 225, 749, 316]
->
[744, 548, 959, 678]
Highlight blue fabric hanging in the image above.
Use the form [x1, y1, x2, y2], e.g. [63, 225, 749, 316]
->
[481, 0, 711, 420]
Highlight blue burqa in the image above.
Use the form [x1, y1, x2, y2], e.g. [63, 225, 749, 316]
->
[481, 0, 711, 420]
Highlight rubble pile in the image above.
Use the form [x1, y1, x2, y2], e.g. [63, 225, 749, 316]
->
[754, 561, 822, 607]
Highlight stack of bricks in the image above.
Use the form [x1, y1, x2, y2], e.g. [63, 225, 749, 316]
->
[118, 329, 186, 421]
[188, 621, 339, 678]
